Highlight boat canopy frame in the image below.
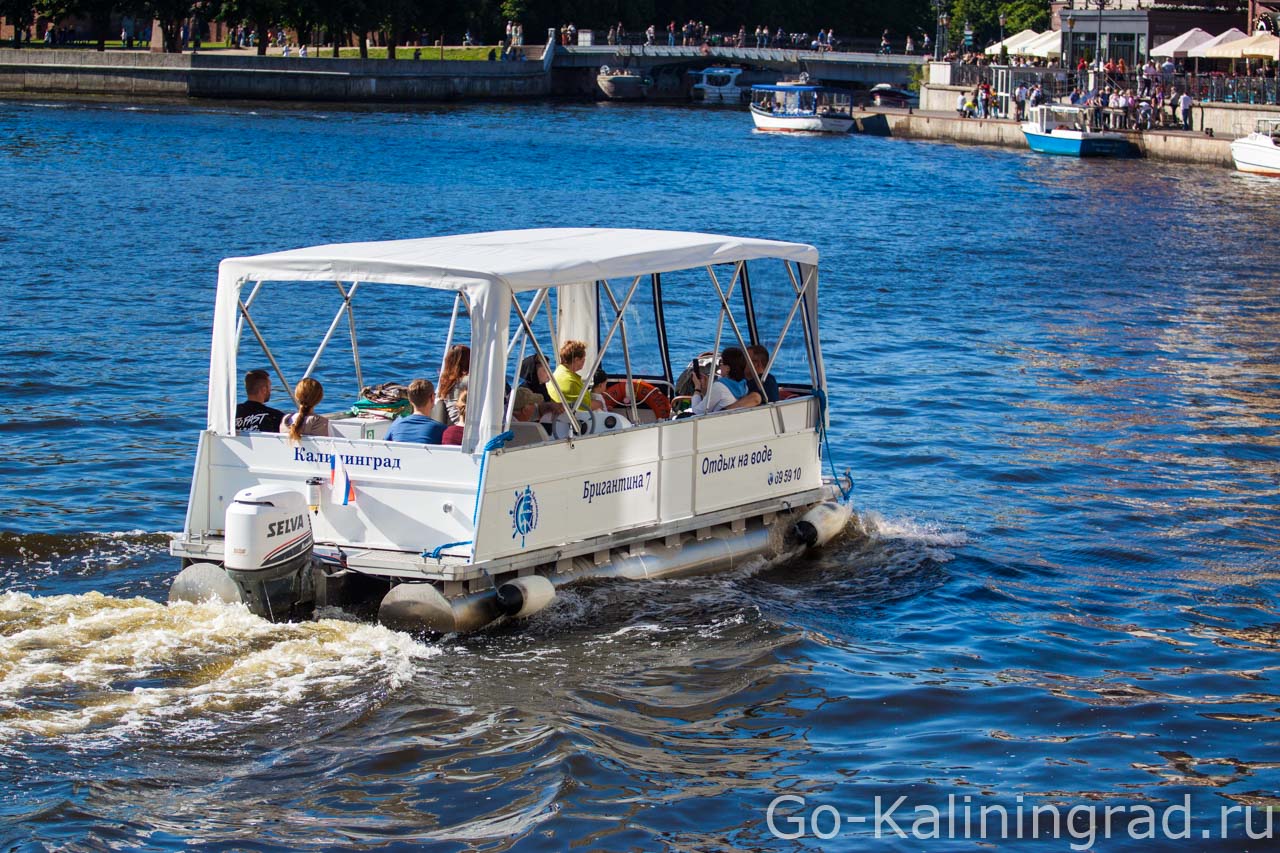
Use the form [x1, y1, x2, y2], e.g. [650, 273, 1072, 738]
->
[209, 228, 825, 452]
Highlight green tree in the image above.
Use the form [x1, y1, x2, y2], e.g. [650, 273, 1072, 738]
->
[999, 0, 1049, 35]
[946, 0, 997, 51]
[217, 0, 282, 54]
[0, 0, 34, 46]
[145, 0, 206, 51]
[38, 0, 119, 49]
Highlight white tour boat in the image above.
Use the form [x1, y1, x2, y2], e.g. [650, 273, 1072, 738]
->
[749, 83, 854, 133]
[1230, 118, 1280, 177]
[689, 66, 747, 104]
[169, 228, 853, 633]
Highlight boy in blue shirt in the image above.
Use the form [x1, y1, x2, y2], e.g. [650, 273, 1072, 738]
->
[386, 378, 446, 444]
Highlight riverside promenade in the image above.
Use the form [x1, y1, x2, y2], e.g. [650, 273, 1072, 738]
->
[0, 47, 552, 100]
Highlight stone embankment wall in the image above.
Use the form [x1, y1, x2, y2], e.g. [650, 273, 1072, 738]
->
[0, 49, 549, 100]
[923, 80, 1267, 159]
[857, 104, 1233, 168]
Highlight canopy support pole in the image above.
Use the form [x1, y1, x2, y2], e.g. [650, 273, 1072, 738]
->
[599, 280, 640, 424]
[303, 281, 361, 384]
[439, 292, 462, 381]
[651, 273, 674, 386]
[705, 264, 743, 403]
[570, 276, 643, 413]
[238, 297, 296, 408]
[343, 281, 364, 392]
[233, 280, 265, 351]
[708, 263, 781, 433]
[786, 261, 821, 394]
[771, 261, 817, 386]
[510, 287, 580, 434]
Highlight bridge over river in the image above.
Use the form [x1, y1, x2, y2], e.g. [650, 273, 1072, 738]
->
[549, 43, 925, 98]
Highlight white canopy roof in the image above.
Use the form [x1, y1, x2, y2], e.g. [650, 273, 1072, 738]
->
[218, 228, 818, 293]
[1203, 31, 1280, 59]
[1150, 28, 1213, 58]
[1189, 28, 1248, 58]
[985, 29, 1040, 55]
[1021, 30, 1063, 58]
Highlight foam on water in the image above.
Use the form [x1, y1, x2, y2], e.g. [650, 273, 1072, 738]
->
[0, 591, 436, 746]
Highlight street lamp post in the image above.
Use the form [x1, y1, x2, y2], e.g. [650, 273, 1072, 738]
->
[999, 12, 1006, 50]
[934, 0, 945, 60]
[939, 11, 950, 59]
[1090, 0, 1111, 70]
[1065, 13, 1076, 70]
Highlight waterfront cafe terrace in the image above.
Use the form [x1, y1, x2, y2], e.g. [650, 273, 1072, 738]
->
[950, 26, 1280, 107]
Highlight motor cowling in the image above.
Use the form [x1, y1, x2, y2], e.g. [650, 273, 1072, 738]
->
[224, 485, 313, 574]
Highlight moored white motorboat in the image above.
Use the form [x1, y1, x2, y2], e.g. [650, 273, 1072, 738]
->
[689, 66, 747, 104]
[597, 65, 650, 100]
[1230, 118, 1280, 176]
[749, 83, 854, 133]
[1020, 104, 1139, 157]
[169, 229, 853, 634]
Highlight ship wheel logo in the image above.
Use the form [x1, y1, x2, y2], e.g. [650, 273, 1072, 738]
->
[510, 486, 539, 547]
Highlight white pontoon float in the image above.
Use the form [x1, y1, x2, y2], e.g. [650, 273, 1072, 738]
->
[169, 228, 852, 633]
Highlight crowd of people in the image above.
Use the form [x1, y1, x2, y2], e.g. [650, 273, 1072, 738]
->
[595, 21, 841, 52]
[956, 52, 1200, 131]
[234, 340, 785, 448]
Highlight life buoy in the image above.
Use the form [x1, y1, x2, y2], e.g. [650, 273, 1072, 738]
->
[604, 380, 672, 420]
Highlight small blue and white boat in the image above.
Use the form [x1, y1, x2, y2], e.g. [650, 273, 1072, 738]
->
[1021, 104, 1138, 157]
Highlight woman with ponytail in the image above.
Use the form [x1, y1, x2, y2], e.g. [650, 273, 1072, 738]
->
[279, 377, 332, 440]
[431, 344, 470, 426]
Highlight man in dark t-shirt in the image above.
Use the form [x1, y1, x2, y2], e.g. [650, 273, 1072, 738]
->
[235, 369, 284, 433]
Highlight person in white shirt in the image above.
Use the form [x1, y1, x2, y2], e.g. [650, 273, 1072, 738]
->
[689, 366, 736, 414]
[1179, 90, 1193, 130]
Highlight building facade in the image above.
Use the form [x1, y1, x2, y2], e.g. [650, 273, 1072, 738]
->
[1049, 2, 1248, 67]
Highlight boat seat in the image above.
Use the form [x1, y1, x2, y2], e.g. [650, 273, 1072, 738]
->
[507, 421, 550, 448]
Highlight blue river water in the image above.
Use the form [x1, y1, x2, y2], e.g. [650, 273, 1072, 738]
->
[2, 97, 1280, 851]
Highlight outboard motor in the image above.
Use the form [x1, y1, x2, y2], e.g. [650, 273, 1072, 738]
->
[222, 485, 316, 620]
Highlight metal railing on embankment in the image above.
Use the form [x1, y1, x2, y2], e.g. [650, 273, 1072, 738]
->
[949, 62, 1280, 106]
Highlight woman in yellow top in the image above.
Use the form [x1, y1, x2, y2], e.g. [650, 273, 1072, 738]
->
[545, 340, 603, 412]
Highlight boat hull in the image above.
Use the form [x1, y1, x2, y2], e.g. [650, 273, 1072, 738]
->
[598, 75, 649, 100]
[692, 86, 745, 104]
[1022, 127, 1138, 157]
[1231, 137, 1280, 176]
[750, 109, 853, 133]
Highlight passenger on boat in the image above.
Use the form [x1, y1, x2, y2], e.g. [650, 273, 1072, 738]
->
[235, 368, 284, 433]
[546, 340, 603, 412]
[589, 368, 610, 410]
[441, 390, 465, 446]
[719, 347, 764, 410]
[688, 358, 735, 415]
[432, 345, 469, 426]
[385, 378, 446, 445]
[747, 344, 780, 403]
[518, 354, 557, 417]
[280, 377, 332, 440]
[512, 386, 548, 431]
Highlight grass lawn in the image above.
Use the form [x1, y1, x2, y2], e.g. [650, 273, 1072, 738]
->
[21, 42, 505, 60]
